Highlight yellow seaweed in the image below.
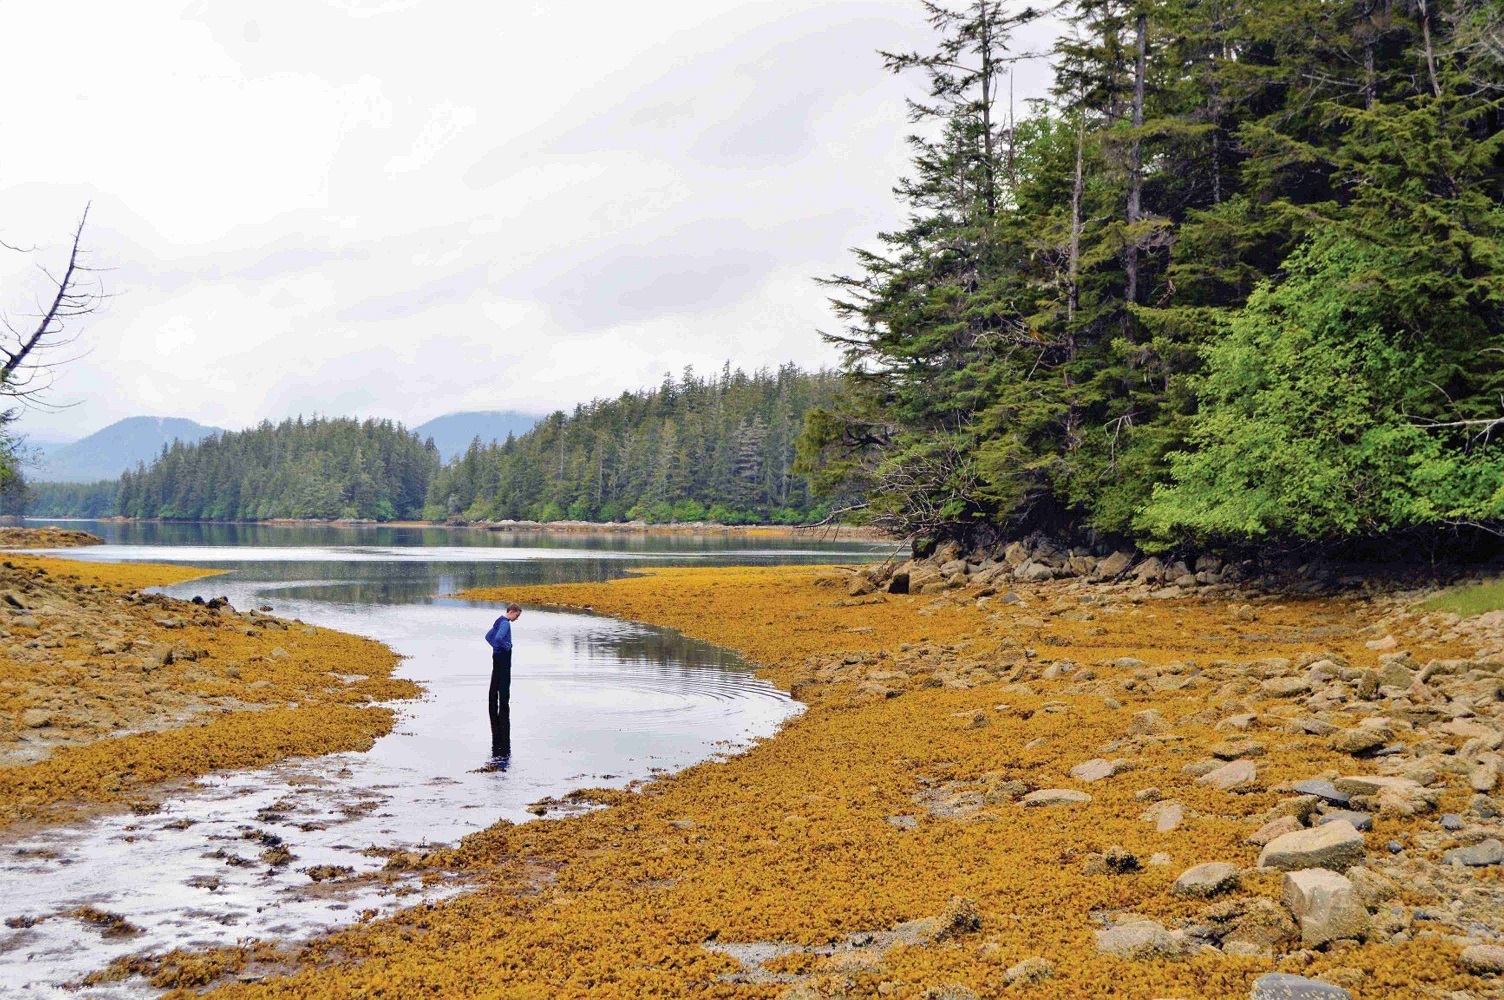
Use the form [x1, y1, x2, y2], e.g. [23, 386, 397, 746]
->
[166, 566, 1484, 999]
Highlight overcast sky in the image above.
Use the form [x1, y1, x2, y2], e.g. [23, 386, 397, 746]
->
[0, 1, 1056, 443]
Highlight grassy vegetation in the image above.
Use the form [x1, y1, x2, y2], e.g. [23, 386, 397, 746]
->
[1423, 578, 1504, 617]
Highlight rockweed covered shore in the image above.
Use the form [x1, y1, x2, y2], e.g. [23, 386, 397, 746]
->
[864, 536, 1502, 600]
[0, 547, 414, 831]
[0, 525, 105, 549]
[134, 563, 1504, 999]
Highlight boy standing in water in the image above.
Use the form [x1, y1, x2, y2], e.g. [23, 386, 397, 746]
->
[484, 604, 522, 741]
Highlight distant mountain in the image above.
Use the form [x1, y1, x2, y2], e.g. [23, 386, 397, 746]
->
[412, 410, 541, 461]
[31, 416, 225, 482]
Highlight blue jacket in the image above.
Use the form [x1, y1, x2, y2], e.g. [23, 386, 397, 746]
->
[485, 615, 513, 652]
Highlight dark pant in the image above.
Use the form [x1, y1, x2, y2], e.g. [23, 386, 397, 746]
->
[488, 648, 512, 732]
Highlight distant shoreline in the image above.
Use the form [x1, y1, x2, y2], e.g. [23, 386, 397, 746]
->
[36, 515, 895, 542]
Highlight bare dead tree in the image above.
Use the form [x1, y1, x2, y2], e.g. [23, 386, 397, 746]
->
[0, 205, 100, 405]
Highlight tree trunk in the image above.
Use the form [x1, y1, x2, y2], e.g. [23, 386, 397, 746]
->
[1124, 10, 1147, 317]
[1065, 107, 1085, 453]
[1365, 43, 1377, 109]
[1069, 109, 1085, 321]
[1418, 0, 1441, 97]
[979, 0, 997, 217]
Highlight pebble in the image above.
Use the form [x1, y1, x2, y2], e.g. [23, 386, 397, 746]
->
[1249, 972, 1352, 999]
[1441, 813, 1464, 831]
[1388, 840, 1403, 854]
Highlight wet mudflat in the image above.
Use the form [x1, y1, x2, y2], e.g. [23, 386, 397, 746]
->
[0, 523, 883, 996]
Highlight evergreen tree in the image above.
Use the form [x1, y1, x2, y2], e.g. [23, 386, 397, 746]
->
[423, 365, 842, 524]
[800, 0, 1504, 547]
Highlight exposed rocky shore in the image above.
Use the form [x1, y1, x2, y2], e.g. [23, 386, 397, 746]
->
[861, 536, 1498, 600]
[0, 526, 104, 549]
[0, 547, 414, 831]
[16, 551, 1504, 998]
[148, 562, 1500, 1000]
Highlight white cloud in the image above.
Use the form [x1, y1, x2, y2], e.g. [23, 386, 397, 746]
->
[0, 0, 1057, 444]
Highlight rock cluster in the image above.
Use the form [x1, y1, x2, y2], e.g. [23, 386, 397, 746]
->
[855, 538, 1240, 600]
[797, 571, 1504, 991]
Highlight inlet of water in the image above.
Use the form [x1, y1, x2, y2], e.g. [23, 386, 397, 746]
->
[1, 523, 884, 996]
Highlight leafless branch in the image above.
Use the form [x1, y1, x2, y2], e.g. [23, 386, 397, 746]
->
[1410, 416, 1504, 430]
[0, 205, 99, 404]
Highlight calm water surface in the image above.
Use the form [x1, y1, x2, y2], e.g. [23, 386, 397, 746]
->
[1, 522, 886, 996]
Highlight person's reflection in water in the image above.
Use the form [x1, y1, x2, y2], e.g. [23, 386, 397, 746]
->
[486, 710, 512, 770]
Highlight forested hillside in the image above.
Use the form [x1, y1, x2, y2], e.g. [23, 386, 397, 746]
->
[114, 418, 439, 521]
[799, 0, 1504, 548]
[425, 365, 842, 524]
[24, 367, 840, 524]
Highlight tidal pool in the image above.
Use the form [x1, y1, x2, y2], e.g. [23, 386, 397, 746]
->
[1, 523, 885, 996]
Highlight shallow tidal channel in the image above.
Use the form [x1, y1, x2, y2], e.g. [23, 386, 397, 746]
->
[1, 523, 884, 997]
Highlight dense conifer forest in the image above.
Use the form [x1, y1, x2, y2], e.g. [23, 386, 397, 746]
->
[422, 365, 840, 524]
[112, 418, 440, 521]
[22, 367, 842, 524]
[23, 481, 116, 518]
[797, 0, 1504, 549]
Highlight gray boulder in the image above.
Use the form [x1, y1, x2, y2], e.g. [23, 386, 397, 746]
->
[1094, 920, 1185, 960]
[1094, 550, 1133, 578]
[1444, 838, 1504, 867]
[1249, 973, 1352, 1000]
[1260, 676, 1312, 698]
[1258, 820, 1365, 872]
[1021, 788, 1091, 807]
[1070, 758, 1133, 782]
[1317, 810, 1373, 832]
[1170, 862, 1240, 898]
[1281, 868, 1370, 946]
[1015, 560, 1056, 582]
[1001, 956, 1055, 985]
[1292, 779, 1351, 806]
[1460, 944, 1504, 975]
[1196, 759, 1260, 792]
